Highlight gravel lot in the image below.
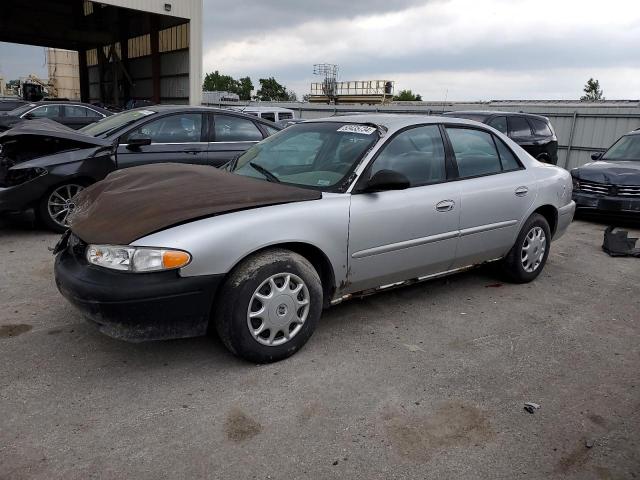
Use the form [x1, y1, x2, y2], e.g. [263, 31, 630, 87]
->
[1, 214, 639, 480]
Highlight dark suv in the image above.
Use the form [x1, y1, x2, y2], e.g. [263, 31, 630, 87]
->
[441, 111, 558, 164]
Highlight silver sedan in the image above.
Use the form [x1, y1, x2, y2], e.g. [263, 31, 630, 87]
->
[55, 115, 576, 363]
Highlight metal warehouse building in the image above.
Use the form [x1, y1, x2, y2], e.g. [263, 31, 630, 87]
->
[0, 0, 203, 106]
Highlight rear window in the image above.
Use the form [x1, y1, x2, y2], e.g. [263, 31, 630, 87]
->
[508, 116, 532, 137]
[529, 118, 553, 136]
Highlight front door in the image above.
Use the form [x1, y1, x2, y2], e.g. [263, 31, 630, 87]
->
[443, 126, 536, 267]
[347, 125, 460, 293]
[116, 112, 208, 168]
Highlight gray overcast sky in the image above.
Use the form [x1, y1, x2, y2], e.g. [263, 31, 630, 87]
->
[2, 0, 640, 100]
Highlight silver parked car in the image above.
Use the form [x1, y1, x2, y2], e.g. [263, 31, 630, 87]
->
[54, 115, 575, 363]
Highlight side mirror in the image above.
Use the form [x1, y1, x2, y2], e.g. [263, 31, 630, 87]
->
[591, 152, 603, 161]
[362, 169, 410, 193]
[126, 133, 152, 150]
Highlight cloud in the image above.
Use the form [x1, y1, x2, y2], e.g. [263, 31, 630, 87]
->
[203, 0, 640, 99]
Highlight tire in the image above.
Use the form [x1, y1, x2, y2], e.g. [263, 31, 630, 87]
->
[214, 248, 323, 363]
[501, 213, 551, 283]
[36, 182, 88, 233]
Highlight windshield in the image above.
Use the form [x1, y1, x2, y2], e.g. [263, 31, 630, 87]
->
[80, 109, 157, 138]
[602, 134, 640, 161]
[7, 104, 37, 116]
[231, 122, 379, 191]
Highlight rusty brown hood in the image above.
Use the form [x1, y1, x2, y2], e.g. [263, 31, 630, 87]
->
[69, 163, 322, 245]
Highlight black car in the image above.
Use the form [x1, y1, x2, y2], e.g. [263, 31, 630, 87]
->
[441, 111, 558, 164]
[0, 99, 28, 112]
[571, 129, 640, 216]
[0, 106, 281, 231]
[0, 101, 112, 131]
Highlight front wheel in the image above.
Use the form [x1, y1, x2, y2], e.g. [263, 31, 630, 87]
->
[214, 249, 323, 363]
[37, 182, 87, 233]
[501, 213, 551, 283]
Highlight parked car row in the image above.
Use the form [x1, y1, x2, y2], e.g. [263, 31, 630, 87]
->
[0, 106, 281, 231]
[0, 100, 112, 131]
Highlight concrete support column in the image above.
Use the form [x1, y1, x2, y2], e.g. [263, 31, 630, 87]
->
[150, 16, 161, 104]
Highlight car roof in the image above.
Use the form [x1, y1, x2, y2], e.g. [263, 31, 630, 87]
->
[230, 106, 294, 113]
[305, 114, 486, 133]
[442, 110, 549, 121]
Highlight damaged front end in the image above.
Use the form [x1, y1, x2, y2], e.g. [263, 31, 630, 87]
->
[0, 122, 116, 213]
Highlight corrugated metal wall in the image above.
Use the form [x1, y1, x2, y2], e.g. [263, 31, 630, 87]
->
[228, 101, 640, 170]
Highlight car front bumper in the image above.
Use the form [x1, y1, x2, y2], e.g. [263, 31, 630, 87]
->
[54, 235, 223, 342]
[573, 192, 640, 214]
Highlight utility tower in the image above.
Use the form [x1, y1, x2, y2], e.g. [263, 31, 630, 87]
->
[313, 63, 338, 104]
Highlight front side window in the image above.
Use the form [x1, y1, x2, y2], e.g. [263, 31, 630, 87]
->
[28, 105, 61, 119]
[81, 109, 157, 138]
[232, 122, 379, 190]
[487, 116, 508, 134]
[602, 135, 640, 161]
[447, 128, 502, 178]
[123, 113, 203, 143]
[214, 114, 263, 142]
[369, 125, 446, 186]
[508, 116, 532, 137]
[261, 112, 276, 122]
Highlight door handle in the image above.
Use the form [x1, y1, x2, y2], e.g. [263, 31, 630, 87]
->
[435, 200, 455, 212]
[184, 149, 201, 155]
[515, 186, 529, 197]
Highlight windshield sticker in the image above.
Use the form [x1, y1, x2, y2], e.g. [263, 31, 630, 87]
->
[317, 179, 331, 186]
[139, 110, 156, 116]
[337, 125, 377, 135]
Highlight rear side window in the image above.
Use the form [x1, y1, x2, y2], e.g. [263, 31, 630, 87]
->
[279, 112, 293, 120]
[508, 116, 532, 137]
[495, 138, 521, 171]
[487, 116, 507, 134]
[214, 114, 264, 142]
[261, 112, 276, 122]
[529, 118, 553, 136]
[446, 128, 502, 178]
[371, 125, 446, 186]
[65, 105, 97, 117]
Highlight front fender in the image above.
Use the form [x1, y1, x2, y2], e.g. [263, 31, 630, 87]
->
[131, 194, 351, 287]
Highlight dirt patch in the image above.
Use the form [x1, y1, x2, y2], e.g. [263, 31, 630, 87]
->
[382, 401, 494, 462]
[0, 324, 33, 338]
[587, 413, 607, 427]
[224, 408, 263, 442]
[556, 442, 592, 474]
[47, 329, 64, 335]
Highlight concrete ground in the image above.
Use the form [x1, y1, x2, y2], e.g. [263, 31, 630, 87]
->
[1, 214, 639, 480]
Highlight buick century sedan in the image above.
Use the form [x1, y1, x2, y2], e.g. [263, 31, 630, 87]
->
[54, 115, 575, 363]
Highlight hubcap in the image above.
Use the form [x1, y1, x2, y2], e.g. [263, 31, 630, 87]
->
[247, 273, 310, 347]
[47, 184, 84, 228]
[521, 226, 546, 273]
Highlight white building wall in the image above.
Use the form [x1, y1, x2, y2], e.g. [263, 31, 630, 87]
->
[96, 0, 203, 105]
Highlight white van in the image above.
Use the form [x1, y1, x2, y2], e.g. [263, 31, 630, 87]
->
[228, 106, 295, 123]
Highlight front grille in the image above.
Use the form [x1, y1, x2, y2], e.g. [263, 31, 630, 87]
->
[618, 185, 640, 197]
[577, 180, 610, 195]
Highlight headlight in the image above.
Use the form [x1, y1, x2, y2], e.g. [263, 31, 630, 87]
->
[571, 177, 580, 191]
[3, 167, 47, 186]
[86, 245, 191, 272]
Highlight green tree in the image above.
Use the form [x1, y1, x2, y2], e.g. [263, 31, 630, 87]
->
[202, 71, 254, 100]
[393, 89, 423, 101]
[256, 77, 293, 101]
[236, 76, 254, 101]
[580, 78, 604, 102]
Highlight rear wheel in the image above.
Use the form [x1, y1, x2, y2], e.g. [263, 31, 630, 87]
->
[37, 182, 86, 233]
[214, 249, 323, 363]
[501, 213, 551, 283]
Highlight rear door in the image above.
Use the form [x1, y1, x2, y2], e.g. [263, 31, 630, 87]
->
[443, 126, 536, 267]
[208, 113, 266, 167]
[116, 112, 208, 168]
[347, 124, 460, 292]
[62, 105, 105, 129]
